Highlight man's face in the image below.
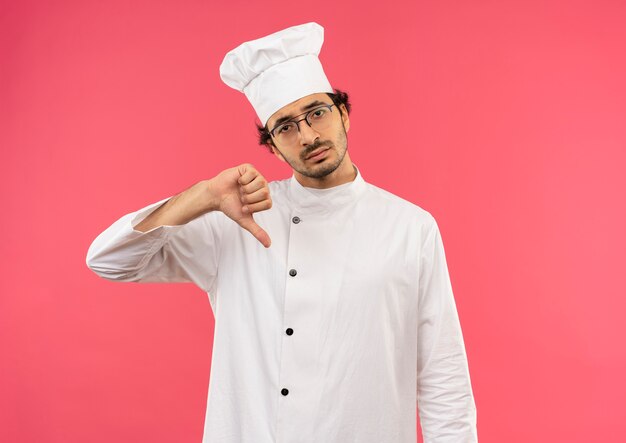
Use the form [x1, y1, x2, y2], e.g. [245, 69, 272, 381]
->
[266, 93, 350, 181]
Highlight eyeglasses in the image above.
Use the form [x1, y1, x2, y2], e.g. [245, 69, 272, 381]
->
[269, 104, 336, 146]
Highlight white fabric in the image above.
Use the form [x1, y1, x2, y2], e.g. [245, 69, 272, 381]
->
[219, 22, 333, 126]
[86, 167, 478, 442]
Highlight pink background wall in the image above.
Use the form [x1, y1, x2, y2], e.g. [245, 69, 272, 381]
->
[2, 0, 625, 441]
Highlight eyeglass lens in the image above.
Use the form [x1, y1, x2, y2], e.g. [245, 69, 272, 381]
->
[271, 106, 333, 145]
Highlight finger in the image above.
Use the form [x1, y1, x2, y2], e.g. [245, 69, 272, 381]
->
[241, 187, 270, 205]
[237, 164, 258, 186]
[238, 216, 271, 248]
[243, 198, 272, 214]
[240, 175, 267, 194]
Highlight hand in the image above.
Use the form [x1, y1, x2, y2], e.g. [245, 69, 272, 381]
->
[208, 164, 272, 248]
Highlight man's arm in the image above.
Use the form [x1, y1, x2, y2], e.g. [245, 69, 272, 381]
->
[86, 163, 272, 290]
[416, 216, 478, 442]
[133, 164, 271, 246]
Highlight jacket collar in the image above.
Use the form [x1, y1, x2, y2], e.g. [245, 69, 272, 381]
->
[287, 164, 367, 214]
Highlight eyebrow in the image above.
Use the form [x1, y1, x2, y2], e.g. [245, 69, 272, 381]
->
[271, 100, 330, 128]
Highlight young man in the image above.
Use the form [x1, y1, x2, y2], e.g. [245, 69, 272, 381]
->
[87, 22, 478, 443]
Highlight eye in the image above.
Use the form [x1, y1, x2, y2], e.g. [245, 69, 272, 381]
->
[278, 123, 295, 134]
[310, 108, 327, 119]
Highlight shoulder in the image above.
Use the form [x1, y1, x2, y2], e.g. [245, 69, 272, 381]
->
[267, 177, 291, 204]
[362, 181, 436, 227]
[268, 177, 291, 192]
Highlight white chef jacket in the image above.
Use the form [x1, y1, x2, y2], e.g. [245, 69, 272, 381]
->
[86, 166, 477, 442]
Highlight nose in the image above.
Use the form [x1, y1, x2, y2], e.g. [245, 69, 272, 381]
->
[298, 120, 320, 146]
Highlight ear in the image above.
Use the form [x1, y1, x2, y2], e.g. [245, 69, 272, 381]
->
[270, 145, 287, 163]
[339, 104, 350, 132]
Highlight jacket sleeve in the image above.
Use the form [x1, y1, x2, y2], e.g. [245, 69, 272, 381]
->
[86, 197, 221, 293]
[416, 215, 478, 442]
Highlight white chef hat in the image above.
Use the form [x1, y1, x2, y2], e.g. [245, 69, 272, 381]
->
[219, 22, 333, 127]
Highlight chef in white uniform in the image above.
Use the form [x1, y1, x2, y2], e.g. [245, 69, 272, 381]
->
[86, 22, 478, 443]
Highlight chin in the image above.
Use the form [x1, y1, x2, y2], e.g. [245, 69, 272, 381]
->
[304, 161, 341, 179]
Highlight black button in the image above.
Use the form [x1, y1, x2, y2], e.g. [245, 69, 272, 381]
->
[292, 216, 301, 224]
[286, 328, 293, 335]
[289, 269, 297, 277]
[281, 388, 289, 396]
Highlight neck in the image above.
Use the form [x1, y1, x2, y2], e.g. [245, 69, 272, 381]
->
[294, 153, 357, 189]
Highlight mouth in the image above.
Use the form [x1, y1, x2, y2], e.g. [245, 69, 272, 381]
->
[305, 147, 330, 160]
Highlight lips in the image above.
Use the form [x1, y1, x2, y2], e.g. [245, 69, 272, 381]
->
[306, 147, 330, 160]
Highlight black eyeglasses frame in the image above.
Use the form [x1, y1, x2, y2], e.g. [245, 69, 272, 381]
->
[268, 104, 336, 139]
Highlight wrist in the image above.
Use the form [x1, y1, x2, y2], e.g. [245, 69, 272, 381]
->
[202, 179, 221, 213]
